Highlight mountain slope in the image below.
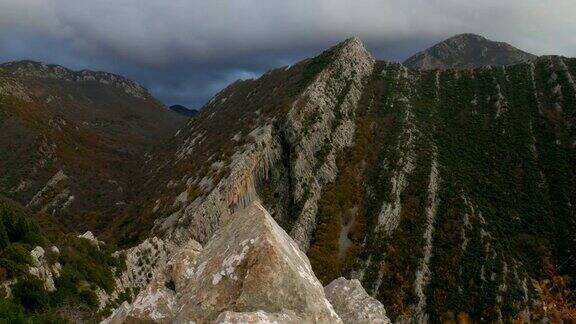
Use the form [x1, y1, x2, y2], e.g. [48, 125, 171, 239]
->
[2, 38, 574, 322]
[0, 195, 126, 322]
[105, 38, 575, 322]
[0, 61, 186, 233]
[404, 33, 537, 70]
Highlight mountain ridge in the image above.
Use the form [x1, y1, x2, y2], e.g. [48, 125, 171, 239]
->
[169, 104, 198, 117]
[104, 37, 574, 322]
[0, 60, 155, 100]
[404, 33, 538, 70]
[1, 36, 575, 322]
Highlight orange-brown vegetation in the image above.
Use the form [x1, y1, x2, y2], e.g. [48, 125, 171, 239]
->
[531, 256, 576, 322]
[308, 117, 369, 284]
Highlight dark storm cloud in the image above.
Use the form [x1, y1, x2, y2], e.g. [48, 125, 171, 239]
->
[1, 0, 575, 108]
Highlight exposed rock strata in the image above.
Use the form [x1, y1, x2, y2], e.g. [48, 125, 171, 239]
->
[287, 37, 375, 250]
[111, 39, 378, 299]
[89, 37, 574, 323]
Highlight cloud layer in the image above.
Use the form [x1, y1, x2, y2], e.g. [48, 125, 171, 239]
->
[1, 0, 575, 108]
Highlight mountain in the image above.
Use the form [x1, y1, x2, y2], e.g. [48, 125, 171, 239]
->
[169, 104, 198, 117]
[0, 60, 186, 233]
[1, 37, 575, 323]
[404, 33, 537, 70]
[104, 37, 575, 322]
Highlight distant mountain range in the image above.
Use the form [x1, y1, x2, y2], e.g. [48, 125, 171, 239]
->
[1, 34, 575, 323]
[404, 33, 537, 69]
[169, 104, 198, 117]
[0, 60, 186, 233]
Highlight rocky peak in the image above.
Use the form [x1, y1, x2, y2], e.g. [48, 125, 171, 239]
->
[449, 33, 489, 42]
[129, 36, 376, 252]
[327, 36, 374, 67]
[105, 202, 389, 323]
[336, 36, 369, 53]
[403, 33, 537, 70]
[0, 60, 150, 99]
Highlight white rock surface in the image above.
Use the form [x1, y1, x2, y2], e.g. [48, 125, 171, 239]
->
[287, 37, 375, 251]
[105, 239, 202, 323]
[78, 231, 104, 248]
[28, 246, 61, 292]
[215, 310, 302, 323]
[324, 277, 391, 324]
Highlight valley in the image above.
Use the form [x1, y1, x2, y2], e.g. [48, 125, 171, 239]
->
[1, 34, 575, 322]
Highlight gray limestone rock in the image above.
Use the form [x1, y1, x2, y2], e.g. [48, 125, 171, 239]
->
[324, 277, 391, 324]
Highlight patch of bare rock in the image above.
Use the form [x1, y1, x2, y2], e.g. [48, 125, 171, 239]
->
[104, 201, 389, 323]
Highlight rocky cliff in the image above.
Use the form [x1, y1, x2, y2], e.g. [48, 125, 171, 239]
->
[104, 201, 389, 323]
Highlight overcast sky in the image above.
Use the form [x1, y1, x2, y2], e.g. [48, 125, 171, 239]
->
[1, 1, 575, 109]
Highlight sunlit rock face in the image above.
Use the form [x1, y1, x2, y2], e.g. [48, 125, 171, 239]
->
[104, 239, 202, 323]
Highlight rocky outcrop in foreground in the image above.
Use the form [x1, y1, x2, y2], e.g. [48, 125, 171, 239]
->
[105, 201, 388, 323]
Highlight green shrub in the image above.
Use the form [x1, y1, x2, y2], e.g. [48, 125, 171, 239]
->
[0, 200, 44, 247]
[0, 199, 122, 320]
[57, 235, 120, 293]
[0, 298, 28, 323]
[79, 289, 99, 309]
[2, 243, 32, 265]
[12, 277, 50, 312]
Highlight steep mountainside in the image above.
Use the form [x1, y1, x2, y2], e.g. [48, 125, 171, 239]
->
[0, 61, 186, 233]
[404, 33, 537, 70]
[105, 38, 576, 322]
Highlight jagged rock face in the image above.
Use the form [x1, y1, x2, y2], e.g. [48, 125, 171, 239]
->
[105, 239, 202, 323]
[0, 60, 186, 234]
[325, 277, 390, 324]
[106, 202, 343, 323]
[28, 246, 61, 292]
[106, 37, 375, 249]
[404, 33, 537, 70]
[285, 37, 375, 250]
